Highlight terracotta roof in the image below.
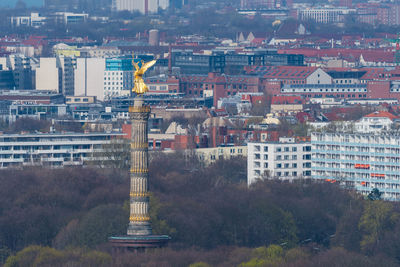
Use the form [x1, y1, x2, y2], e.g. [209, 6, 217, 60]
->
[364, 111, 399, 120]
[271, 95, 303, 104]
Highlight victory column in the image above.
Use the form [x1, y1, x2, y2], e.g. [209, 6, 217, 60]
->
[109, 56, 170, 250]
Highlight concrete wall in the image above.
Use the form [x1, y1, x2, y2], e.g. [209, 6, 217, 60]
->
[75, 58, 105, 100]
[36, 58, 59, 92]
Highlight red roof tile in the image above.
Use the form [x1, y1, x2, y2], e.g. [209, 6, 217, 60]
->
[364, 111, 399, 120]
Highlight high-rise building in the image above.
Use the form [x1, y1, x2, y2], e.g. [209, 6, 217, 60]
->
[35, 56, 76, 96]
[57, 56, 76, 96]
[113, 0, 169, 14]
[247, 137, 312, 186]
[103, 57, 134, 100]
[74, 58, 106, 100]
[44, 0, 79, 9]
[7, 55, 34, 90]
[312, 132, 400, 201]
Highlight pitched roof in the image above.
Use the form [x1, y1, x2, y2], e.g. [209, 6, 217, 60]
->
[364, 111, 399, 120]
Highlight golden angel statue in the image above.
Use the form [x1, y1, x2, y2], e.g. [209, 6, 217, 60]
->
[132, 55, 157, 95]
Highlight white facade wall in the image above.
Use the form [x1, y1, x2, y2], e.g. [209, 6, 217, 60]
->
[103, 70, 133, 100]
[115, 0, 145, 13]
[299, 7, 355, 23]
[36, 58, 59, 92]
[75, 58, 106, 100]
[247, 138, 312, 186]
[312, 132, 400, 201]
[114, 0, 168, 13]
[355, 117, 394, 133]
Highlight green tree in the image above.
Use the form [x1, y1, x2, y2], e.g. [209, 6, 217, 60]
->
[367, 188, 382, 201]
[5, 246, 111, 267]
[73, 204, 128, 248]
[189, 262, 211, 267]
[240, 245, 284, 267]
[359, 200, 399, 254]
[149, 195, 177, 236]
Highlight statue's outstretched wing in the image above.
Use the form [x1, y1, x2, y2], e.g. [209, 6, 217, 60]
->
[133, 61, 140, 71]
[138, 60, 157, 74]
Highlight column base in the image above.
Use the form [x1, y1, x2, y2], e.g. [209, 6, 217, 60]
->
[109, 235, 171, 250]
[127, 222, 152, 236]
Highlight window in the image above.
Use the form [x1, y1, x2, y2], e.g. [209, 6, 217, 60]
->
[276, 155, 282, 160]
[276, 147, 282, 152]
[284, 163, 289, 168]
[284, 147, 289, 152]
[303, 162, 311, 168]
[255, 154, 260, 159]
[263, 154, 268, 160]
[292, 155, 297, 160]
[292, 147, 297, 152]
[264, 163, 268, 168]
[293, 163, 297, 168]
[284, 155, 289, 160]
[264, 146, 268, 152]
[276, 163, 282, 168]
[303, 154, 311, 160]
[303, 146, 311, 152]
[292, 172, 297, 176]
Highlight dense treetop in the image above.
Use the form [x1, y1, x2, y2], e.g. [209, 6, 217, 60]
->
[1, 154, 400, 266]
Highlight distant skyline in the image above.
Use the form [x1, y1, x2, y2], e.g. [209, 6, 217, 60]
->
[0, 0, 43, 7]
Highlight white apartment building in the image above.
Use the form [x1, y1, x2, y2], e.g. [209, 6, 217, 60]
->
[354, 111, 399, 133]
[36, 56, 76, 95]
[196, 146, 247, 166]
[103, 57, 135, 100]
[247, 137, 312, 186]
[10, 13, 47, 28]
[312, 132, 400, 201]
[54, 12, 88, 24]
[0, 132, 124, 168]
[103, 70, 132, 99]
[299, 7, 355, 23]
[113, 0, 169, 14]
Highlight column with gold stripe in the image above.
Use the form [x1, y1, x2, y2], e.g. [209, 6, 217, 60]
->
[127, 98, 152, 236]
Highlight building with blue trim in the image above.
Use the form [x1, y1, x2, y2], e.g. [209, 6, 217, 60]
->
[312, 132, 400, 201]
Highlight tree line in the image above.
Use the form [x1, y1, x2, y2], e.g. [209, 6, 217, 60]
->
[1, 153, 400, 266]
